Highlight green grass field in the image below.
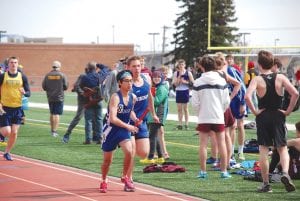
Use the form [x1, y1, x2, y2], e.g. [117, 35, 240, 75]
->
[1, 92, 300, 201]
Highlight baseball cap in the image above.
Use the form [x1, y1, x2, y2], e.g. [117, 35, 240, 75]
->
[52, 60, 61, 68]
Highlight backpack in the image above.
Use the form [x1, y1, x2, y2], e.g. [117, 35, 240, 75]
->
[243, 139, 259, 153]
[83, 86, 103, 108]
[143, 162, 186, 173]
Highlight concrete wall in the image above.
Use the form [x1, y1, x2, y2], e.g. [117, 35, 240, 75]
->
[0, 43, 134, 91]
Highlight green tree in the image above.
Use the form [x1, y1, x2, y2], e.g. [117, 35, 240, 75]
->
[167, 0, 239, 66]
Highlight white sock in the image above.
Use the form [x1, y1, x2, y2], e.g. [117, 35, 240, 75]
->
[238, 145, 244, 154]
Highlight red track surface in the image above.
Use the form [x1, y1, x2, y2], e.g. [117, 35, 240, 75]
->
[0, 153, 203, 201]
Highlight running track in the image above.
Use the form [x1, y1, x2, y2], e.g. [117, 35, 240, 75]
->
[0, 153, 203, 201]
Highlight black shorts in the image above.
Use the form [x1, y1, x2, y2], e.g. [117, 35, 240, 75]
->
[256, 110, 287, 147]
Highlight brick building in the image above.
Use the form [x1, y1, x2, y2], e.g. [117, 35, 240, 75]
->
[0, 43, 133, 91]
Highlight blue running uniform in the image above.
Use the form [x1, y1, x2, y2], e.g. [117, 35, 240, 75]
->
[101, 91, 133, 152]
[131, 75, 150, 139]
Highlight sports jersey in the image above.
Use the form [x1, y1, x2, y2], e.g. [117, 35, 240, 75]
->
[102, 91, 133, 152]
[1, 72, 23, 107]
[132, 74, 150, 119]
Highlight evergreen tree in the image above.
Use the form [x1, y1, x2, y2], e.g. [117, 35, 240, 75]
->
[167, 0, 239, 66]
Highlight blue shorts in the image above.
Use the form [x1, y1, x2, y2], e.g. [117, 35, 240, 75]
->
[49, 101, 64, 115]
[101, 125, 131, 152]
[133, 120, 149, 139]
[0, 107, 23, 127]
[176, 90, 189, 103]
[230, 98, 246, 119]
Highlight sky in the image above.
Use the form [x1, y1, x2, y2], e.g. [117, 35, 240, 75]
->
[1, 0, 300, 51]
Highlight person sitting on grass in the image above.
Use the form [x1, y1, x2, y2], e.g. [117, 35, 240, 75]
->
[269, 121, 300, 180]
[100, 70, 139, 193]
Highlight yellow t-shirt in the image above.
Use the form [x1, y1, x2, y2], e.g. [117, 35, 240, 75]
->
[1, 72, 23, 107]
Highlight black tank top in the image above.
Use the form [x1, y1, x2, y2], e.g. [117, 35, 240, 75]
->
[258, 73, 283, 110]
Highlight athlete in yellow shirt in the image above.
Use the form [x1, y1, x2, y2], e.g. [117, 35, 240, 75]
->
[0, 56, 31, 161]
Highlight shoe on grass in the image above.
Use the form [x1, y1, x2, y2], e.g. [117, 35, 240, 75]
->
[281, 173, 296, 192]
[83, 140, 91, 145]
[155, 157, 165, 164]
[197, 171, 208, 179]
[238, 152, 245, 160]
[51, 131, 59, 137]
[62, 134, 69, 143]
[174, 125, 183, 130]
[0, 141, 7, 146]
[220, 172, 232, 179]
[257, 183, 272, 193]
[140, 158, 155, 164]
[206, 157, 217, 164]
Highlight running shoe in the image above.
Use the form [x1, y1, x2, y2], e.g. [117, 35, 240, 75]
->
[62, 134, 69, 143]
[281, 174, 296, 192]
[51, 131, 59, 137]
[3, 153, 13, 161]
[220, 172, 232, 179]
[206, 157, 217, 164]
[163, 152, 170, 160]
[99, 181, 108, 193]
[257, 183, 272, 193]
[238, 152, 245, 160]
[197, 171, 208, 179]
[0, 141, 7, 146]
[124, 177, 135, 192]
[155, 157, 165, 164]
[139, 158, 155, 164]
[174, 125, 183, 130]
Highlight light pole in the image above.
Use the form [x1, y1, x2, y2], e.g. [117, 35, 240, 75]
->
[135, 44, 140, 55]
[161, 26, 170, 64]
[148, 32, 160, 54]
[0, 30, 7, 43]
[274, 38, 280, 54]
[112, 25, 115, 44]
[239, 32, 251, 52]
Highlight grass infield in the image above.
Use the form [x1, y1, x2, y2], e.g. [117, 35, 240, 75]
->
[1, 92, 300, 201]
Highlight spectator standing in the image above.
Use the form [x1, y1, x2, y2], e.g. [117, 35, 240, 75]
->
[158, 66, 170, 159]
[42, 61, 68, 137]
[100, 70, 139, 193]
[191, 56, 231, 179]
[62, 68, 87, 143]
[245, 50, 298, 192]
[140, 56, 152, 80]
[172, 59, 194, 130]
[80, 61, 103, 144]
[0, 56, 31, 161]
[244, 61, 259, 112]
[103, 62, 119, 103]
[225, 54, 247, 161]
[140, 70, 169, 164]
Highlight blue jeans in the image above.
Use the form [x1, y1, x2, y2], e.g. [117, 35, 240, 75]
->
[84, 101, 103, 142]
